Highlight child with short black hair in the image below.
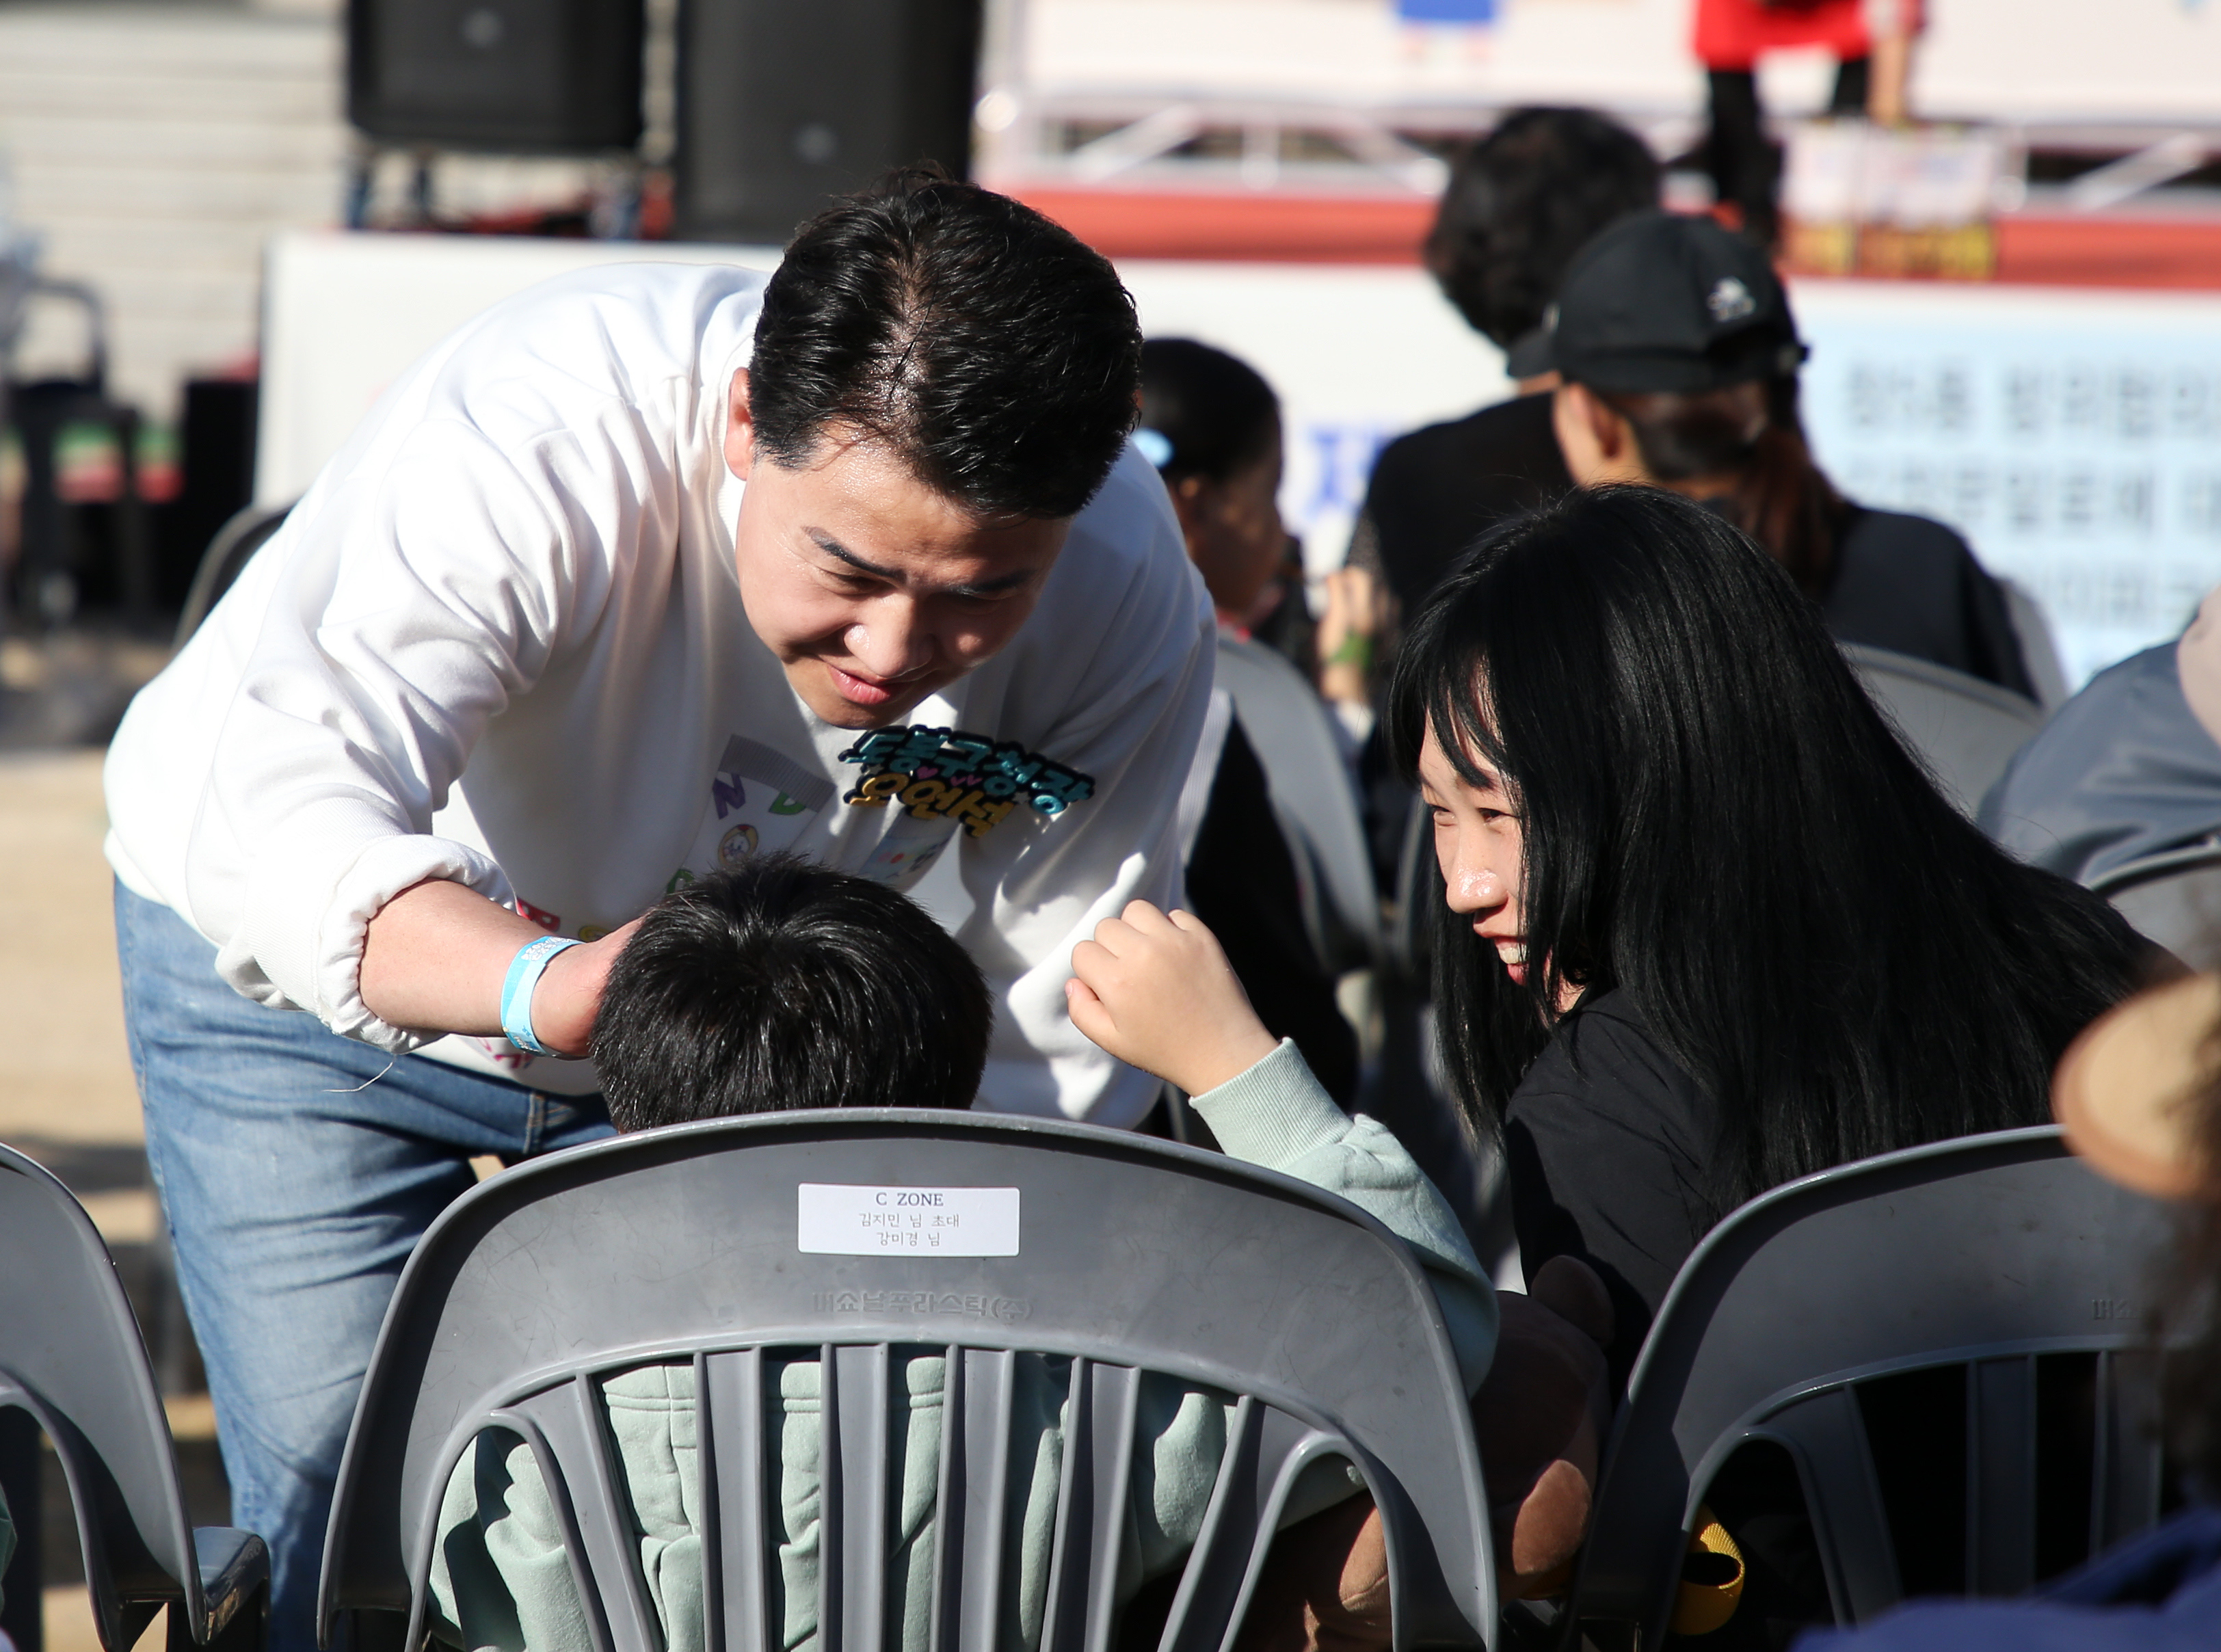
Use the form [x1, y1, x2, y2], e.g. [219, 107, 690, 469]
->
[593, 854, 991, 1128]
[431, 864, 1495, 1652]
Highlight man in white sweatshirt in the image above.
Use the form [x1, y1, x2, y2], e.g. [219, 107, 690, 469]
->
[102, 176, 1212, 1651]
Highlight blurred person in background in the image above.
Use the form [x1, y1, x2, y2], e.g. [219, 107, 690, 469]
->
[1983, 584, 2221, 885]
[1543, 211, 2036, 696]
[1351, 107, 1660, 624]
[1697, 0, 1919, 247]
[1138, 338, 1368, 1105]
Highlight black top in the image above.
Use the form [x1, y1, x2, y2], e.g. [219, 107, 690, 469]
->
[1356, 392, 1570, 617]
[1359, 398, 2034, 699]
[1820, 505, 2036, 698]
[1501, 989, 1722, 1387]
[1186, 717, 1359, 1106]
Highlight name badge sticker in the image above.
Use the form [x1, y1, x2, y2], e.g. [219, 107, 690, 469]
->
[797, 1184, 1022, 1256]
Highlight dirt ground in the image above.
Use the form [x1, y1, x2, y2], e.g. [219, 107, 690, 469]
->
[0, 749, 226, 1652]
[0, 751, 146, 1149]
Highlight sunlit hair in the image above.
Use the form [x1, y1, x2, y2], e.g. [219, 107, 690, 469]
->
[750, 169, 1142, 520]
[1388, 487, 2143, 1212]
[1599, 375, 1848, 594]
[592, 855, 990, 1128]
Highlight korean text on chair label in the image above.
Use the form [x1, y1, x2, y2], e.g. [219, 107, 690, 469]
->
[797, 1184, 1021, 1256]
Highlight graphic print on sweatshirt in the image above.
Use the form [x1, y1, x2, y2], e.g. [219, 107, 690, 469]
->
[836, 724, 1096, 888]
[837, 725, 1096, 831]
[665, 732, 959, 895]
[668, 734, 838, 890]
[664, 726, 1098, 898]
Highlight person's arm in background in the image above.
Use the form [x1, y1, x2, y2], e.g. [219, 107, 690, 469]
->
[1315, 563, 1391, 745]
[2176, 585, 2221, 742]
[1866, 0, 1915, 127]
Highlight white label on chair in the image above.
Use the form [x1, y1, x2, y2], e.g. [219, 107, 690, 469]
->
[796, 1184, 1022, 1255]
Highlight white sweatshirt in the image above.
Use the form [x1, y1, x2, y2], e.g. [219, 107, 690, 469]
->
[103, 262, 1214, 1125]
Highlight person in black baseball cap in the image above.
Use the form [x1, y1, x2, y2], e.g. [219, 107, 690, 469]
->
[1539, 211, 2040, 698]
[1539, 207, 1807, 399]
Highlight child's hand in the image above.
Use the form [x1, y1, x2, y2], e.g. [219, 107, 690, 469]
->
[1067, 901, 1279, 1096]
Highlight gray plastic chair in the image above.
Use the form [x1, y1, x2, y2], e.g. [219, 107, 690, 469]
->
[2090, 840, 2221, 969]
[318, 1110, 1494, 1652]
[174, 501, 293, 647]
[1562, 1125, 2174, 1651]
[1842, 644, 2046, 818]
[1997, 581, 2071, 711]
[0, 1144, 267, 1651]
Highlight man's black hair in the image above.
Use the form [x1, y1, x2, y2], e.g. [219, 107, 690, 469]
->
[1138, 338, 1281, 485]
[591, 855, 992, 1129]
[1424, 108, 1661, 349]
[748, 170, 1143, 521]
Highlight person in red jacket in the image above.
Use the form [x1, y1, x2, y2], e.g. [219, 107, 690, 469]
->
[1696, 0, 1919, 244]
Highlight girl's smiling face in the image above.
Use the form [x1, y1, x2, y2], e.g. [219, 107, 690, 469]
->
[1418, 718, 1582, 1014]
[1418, 720, 1528, 976]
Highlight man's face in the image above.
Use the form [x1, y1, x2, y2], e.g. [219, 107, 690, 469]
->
[725, 369, 1072, 730]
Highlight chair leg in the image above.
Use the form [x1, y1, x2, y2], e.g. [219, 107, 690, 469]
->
[0, 1409, 43, 1652]
[209, 1582, 269, 1652]
[167, 1583, 267, 1652]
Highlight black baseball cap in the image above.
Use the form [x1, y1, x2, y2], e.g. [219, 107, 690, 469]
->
[1535, 212, 1807, 395]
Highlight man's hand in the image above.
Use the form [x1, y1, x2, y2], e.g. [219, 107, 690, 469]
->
[527, 919, 640, 1055]
[358, 878, 639, 1056]
[1066, 901, 1279, 1095]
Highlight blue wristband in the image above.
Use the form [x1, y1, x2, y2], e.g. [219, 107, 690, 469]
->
[501, 934, 583, 1056]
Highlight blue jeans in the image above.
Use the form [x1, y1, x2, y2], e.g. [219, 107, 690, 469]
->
[115, 883, 614, 1652]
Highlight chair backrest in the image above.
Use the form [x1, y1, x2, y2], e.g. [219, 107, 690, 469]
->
[1997, 581, 2071, 711]
[320, 1110, 1493, 1652]
[174, 501, 293, 647]
[1567, 1127, 2175, 1650]
[1843, 644, 2045, 818]
[2090, 840, 2221, 969]
[1214, 635, 1382, 972]
[0, 1145, 265, 1651]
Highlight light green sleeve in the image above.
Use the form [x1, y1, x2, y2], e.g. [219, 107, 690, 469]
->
[425, 1366, 704, 1652]
[425, 1431, 596, 1652]
[1188, 1039, 1499, 1393]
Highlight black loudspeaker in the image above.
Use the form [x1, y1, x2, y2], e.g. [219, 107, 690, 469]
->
[674, 0, 983, 244]
[349, 0, 645, 152]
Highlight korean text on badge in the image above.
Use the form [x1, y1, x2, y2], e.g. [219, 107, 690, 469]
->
[796, 1184, 1022, 1256]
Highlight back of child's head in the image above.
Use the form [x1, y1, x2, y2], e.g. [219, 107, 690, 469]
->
[591, 855, 991, 1130]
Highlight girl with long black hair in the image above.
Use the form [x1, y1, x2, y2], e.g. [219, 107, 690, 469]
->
[1069, 482, 2151, 1635]
[1392, 485, 2146, 1374]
